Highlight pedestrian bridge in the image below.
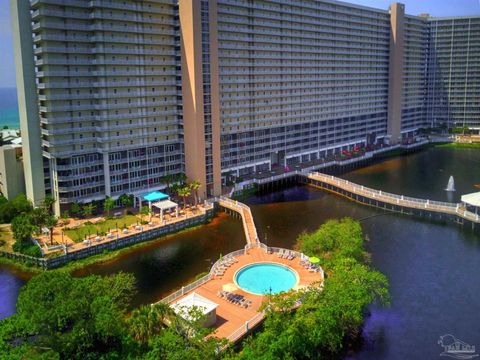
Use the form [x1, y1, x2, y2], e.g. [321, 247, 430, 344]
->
[303, 172, 480, 227]
[218, 196, 259, 245]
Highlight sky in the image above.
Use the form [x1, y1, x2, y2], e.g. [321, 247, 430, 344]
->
[0, 0, 479, 89]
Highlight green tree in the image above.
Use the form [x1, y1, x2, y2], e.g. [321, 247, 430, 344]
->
[175, 173, 187, 185]
[128, 303, 171, 344]
[42, 196, 55, 215]
[177, 185, 191, 210]
[11, 214, 35, 245]
[236, 218, 390, 360]
[11, 194, 33, 215]
[0, 194, 33, 223]
[0, 271, 136, 359]
[70, 202, 81, 218]
[30, 207, 47, 235]
[296, 217, 365, 267]
[104, 196, 115, 217]
[82, 203, 96, 218]
[44, 214, 58, 245]
[189, 180, 201, 207]
[161, 174, 176, 193]
[139, 206, 151, 223]
[119, 194, 134, 215]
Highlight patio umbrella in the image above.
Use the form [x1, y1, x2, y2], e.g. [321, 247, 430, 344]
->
[222, 283, 238, 292]
[309, 256, 320, 264]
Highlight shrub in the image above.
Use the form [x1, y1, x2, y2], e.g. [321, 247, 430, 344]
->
[12, 241, 42, 258]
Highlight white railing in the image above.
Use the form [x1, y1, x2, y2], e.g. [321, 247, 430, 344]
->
[308, 172, 479, 223]
[158, 274, 212, 305]
[158, 247, 246, 305]
[219, 196, 259, 245]
[226, 311, 265, 343]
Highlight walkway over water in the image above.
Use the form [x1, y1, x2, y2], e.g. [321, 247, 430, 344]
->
[218, 196, 259, 245]
[157, 198, 322, 345]
[304, 172, 480, 226]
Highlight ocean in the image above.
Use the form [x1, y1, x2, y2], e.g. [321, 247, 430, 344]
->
[0, 88, 19, 129]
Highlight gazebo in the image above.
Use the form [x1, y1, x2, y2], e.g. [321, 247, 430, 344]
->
[136, 190, 169, 211]
[152, 199, 179, 221]
[461, 192, 480, 215]
[171, 292, 218, 328]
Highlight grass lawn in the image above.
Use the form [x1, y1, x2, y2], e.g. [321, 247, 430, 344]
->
[435, 142, 480, 149]
[64, 214, 140, 242]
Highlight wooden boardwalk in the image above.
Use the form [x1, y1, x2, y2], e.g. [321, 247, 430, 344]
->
[305, 172, 480, 225]
[158, 198, 323, 344]
[218, 197, 259, 245]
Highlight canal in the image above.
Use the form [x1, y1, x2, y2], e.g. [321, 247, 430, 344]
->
[1, 147, 480, 359]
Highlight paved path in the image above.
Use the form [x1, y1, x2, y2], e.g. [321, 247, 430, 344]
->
[306, 172, 480, 223]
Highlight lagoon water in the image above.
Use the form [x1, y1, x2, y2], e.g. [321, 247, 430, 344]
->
[1, 147, 480, 359]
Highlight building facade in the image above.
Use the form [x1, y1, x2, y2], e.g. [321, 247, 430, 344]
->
[427, 16, 480, 129]
[12, 0, 185, 214]
[11, 0, 480, 214]
[0, 145, 26, 201]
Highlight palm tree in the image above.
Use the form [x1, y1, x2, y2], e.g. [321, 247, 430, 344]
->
[176, 173, 187, 185]
[42, 196, 55, 215]
[45, 214, 58, 245]
[161, 174, 175, 193]
[189, 180, 201, 207]
[177, 185, 191, 210]
[104, 197, 115, 217]
[128, 304, 170, 344]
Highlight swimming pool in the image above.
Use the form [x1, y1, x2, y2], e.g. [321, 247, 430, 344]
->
[234, 262, 298, 295]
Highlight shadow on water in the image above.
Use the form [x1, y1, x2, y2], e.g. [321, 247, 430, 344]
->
[72, 212, 246, 308]
[1, 147, 480, 359]
[0, 264, 33, 319]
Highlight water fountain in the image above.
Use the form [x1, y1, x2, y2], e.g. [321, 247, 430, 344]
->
[445, 175, 455, 192]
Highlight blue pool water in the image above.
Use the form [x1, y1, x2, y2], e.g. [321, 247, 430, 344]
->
[235, 262, 297, 295]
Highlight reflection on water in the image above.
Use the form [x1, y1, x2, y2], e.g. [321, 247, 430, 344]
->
[73, 212, 246, 308]
[1, 147, 479, 360]
[342, 148, 480, 203]
[0, 266, 32, 320]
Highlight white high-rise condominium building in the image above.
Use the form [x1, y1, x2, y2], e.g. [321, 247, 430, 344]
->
[427, 16, 480, 129]
[12, 0, 184, 214]
[10, 0, 479, 214]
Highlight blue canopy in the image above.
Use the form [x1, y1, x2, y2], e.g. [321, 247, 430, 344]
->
[142, 191, 169, 202]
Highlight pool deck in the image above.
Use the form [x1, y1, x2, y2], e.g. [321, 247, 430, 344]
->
[166, 247, 323, 341]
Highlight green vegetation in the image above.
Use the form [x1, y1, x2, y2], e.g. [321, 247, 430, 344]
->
[64, 214, 139, 242]
[177, 185, 191, 210]
[4, 196, 58, 258]
[449, 126, 470, 134]
[435, 142, 480, 149]
[59, 223, 205, 273]
[104, 196, 115, 217]
[0, 194, 32, 224]
[230, 218, 390, 359]
[1, 217, 389, 359]
[0, 271, 225, 359]
[189, 180, 201, 207]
